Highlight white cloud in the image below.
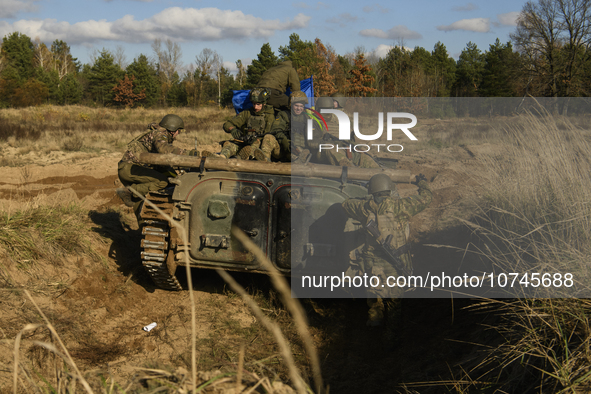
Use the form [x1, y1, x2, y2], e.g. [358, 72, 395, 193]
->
[0, 7, 311, 44]
[359, 25, 422, 40]
[372, 44, 393, 58]
[327, 13, 358, 27]
[362, 4, 389, 13]
[437, 18, 490, 33]
[497, 12, 519, 26]
[452, 3, 478, 12]
[0, 0, 39, 19]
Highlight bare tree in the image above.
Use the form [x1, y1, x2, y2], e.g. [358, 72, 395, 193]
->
[152, 38, 183, 105]
[114, 45, 128, 70]
[195, 48, 221, 105]
[511, 0, 591, 97]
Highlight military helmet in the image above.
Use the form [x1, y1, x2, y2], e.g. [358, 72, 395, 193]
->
[367, 173, 394, 194]
[159, 114, 184, 132]
[250, 88, 270, 104]
[315, 97, 334, 111]
[290, 91, 308, 105]
[330, 93, 347, 109]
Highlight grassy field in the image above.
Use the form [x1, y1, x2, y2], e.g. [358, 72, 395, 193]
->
[1, 105, 591, 393]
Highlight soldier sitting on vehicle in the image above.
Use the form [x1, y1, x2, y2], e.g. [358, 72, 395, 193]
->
[116, 114, 199, 208]
[341, 173, 432, 336]
[269, 91, 325, 163]
[206, 88, 278, 161]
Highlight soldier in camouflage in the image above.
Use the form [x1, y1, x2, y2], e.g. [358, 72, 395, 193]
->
[255, 60, 301, 111]
[116, 114, 198, 207]
[341, 173, 432, 331]
[214, 88, 277, 161]
[269, 91, 324, 163]
[314, 96, 380, 168]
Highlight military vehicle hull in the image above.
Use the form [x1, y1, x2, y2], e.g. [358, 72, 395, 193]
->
[137, 169, 371, 290]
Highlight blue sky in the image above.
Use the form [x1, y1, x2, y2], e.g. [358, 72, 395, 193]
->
[0, 0, 526, 73]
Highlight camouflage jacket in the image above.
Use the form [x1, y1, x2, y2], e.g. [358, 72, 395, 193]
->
[120, 123, 187, 165]
[341, 180, 432, 258]
[256, 61, 301, 93]
[223, 104, 275, 138]
[270, 109, 326, 154]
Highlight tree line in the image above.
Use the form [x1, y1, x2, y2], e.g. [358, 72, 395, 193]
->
[1, 0, 590, 109]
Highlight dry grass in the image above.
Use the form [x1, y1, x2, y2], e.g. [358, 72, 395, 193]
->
[0, 105, 233, 160]
[461, 111, 591, 393]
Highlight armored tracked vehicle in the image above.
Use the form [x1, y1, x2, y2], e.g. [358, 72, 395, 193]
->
[136, 153, 410, 290]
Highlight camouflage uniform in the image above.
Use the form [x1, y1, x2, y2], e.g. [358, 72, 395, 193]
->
[256, 61, 301, 110]
[118, 123, 190, 197]
[319, 113, 381, 169]
[221, 104, 276, 160]
[341, 179, 432, 328]
[270, 108, 323, 163]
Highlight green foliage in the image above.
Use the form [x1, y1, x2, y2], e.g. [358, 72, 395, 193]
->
[1, 32, 35, 82]
[453, 42, 484, 97]
[126, 54, 160, 107]
[480, 39, 521, 97]
[85, 49, 125, 106]
[278, 33, 314, 71]
[245, 43, 278, 88]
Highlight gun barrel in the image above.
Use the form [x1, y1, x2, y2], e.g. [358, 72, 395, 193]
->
[138, 153, 412, 183]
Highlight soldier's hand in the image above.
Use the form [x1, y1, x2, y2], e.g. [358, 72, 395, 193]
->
[414, 173, 428, 184]
[230, 128, 242, 140]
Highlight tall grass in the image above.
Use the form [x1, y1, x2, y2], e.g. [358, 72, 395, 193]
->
[0, 105, 232, 158]
[468, 111, 591, 392]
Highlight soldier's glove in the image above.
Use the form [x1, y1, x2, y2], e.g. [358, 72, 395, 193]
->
[187, 149, 200, 157]
[322, 132, 336, 141]
[414, 173, 428, 184]
[245, 133, 258, 145]
[230, 128, 242, 140]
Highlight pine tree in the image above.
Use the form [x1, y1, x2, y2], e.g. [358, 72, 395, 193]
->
[86, 49, 124, 105]
[454, 42, 484, 97]
[245, 43, 278, 88]
[126, 54, 159, 107]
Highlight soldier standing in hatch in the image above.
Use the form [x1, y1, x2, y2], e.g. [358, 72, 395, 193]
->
[213, 88, 277, 161]
[341, 173, 432, 334]
[256, 60, 301, 111]
[116, 114, 199, 207]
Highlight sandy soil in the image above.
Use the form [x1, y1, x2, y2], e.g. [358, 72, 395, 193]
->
[0, 143, 504, 393]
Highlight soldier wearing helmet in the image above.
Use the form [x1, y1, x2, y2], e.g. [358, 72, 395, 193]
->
[268, 91, 325, 163]
[255, 60, 301, 111]
[205, 88, 276, 161]
[116, 114, 199, 208]
[341, 173, 432, 332]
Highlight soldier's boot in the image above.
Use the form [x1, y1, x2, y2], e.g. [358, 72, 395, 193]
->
[253, 148, 270, 162]
[116, 187, 134, 207]
[238, 146, 254, 160]
[366, 298, 385, 327]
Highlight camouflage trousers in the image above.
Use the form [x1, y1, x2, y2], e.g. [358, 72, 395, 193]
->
[118, 161, 170, 197]
[220, 140, 260, 160]
[318, 149, 380, 168]
[344, 255, 404, 346]
[260, 134, 285, 161]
